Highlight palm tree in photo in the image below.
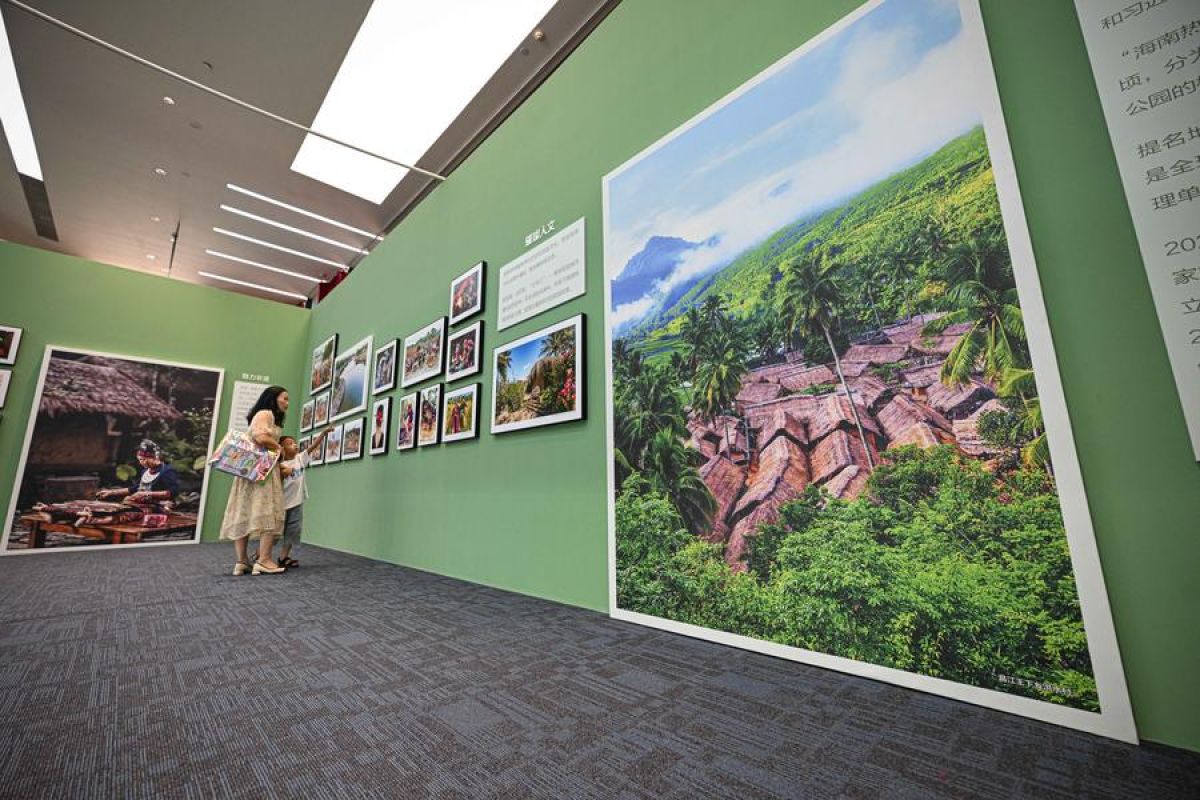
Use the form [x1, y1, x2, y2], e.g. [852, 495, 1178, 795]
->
[645, 428, 717, 535]
[777, 252, 875, 468]
[998, 367, 1051, 476]
[542, 329, 575, 359]
[691, 319, 748, 460]
[680, 305, 706, 375]
[924, 232, 1024, 386]
[496, 351, 512, 386]
[617, 367, 687, 469]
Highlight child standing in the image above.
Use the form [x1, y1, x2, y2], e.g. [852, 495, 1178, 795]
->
[277, 430, 327, 569]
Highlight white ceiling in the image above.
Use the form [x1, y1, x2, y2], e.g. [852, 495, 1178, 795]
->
[0, 0, 616, 304]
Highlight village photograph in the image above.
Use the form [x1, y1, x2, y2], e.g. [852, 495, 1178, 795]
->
[605, 0, 1099, 711]
[491, 315, 582, 434]
[5, 349, 222, 550]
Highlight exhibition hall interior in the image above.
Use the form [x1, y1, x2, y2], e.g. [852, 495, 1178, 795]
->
[0, 1, 1197, 797]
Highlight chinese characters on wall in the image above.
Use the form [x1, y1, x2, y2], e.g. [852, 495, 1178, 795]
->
[1076, 0, 1200, 459]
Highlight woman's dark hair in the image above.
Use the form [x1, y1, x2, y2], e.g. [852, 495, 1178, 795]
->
[247, 385, 288, 426]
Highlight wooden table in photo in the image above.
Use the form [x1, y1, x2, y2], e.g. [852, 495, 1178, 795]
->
[19, 512, 198, 548]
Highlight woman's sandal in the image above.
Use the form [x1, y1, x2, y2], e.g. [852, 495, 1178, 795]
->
[252, 560, 286, 575]
[279, 557, 299, 569]
[232, 561, 252, 576]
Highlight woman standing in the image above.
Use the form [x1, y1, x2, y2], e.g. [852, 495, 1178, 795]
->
[221, 386, 288, 575]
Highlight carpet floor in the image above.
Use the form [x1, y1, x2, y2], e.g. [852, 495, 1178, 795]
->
[0, 542, 1195, 799]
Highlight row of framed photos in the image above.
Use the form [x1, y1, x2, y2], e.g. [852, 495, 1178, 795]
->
[300, 312, 585, 443]
[299, 382, 481, 466]
[0, 325, 23, 409]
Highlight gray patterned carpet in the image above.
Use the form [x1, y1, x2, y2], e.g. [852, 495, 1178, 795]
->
[0, 543, 1195, 799]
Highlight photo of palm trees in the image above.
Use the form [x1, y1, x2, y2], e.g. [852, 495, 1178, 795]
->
[603, 0, 1127, 725]
[490, 315, 584, 434]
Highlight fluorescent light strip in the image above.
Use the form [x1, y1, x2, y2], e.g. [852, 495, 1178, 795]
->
[198, 271, 309, 301]
[205, 249, 324, 283]
[0, 10, 43, 179]
[212, 227, 347, 269]
[220, 204, 368, 254]
[226, 184, 383, 240]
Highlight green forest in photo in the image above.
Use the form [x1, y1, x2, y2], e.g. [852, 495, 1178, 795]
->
[612, 128, 1099, 711]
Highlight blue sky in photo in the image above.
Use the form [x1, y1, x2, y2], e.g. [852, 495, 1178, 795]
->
[606, 0, 981, 326]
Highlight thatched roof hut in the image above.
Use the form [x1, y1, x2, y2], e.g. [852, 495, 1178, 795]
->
[742, 395, 818, 432]
[887, 422, 953, 450]
[736, 381, 784, 410]
[807, 394, 882, 443]
[842, 375, 891, 411]
[953, 398, 1009, 457]
[40, 359, 180, 420]
[901, 363, 944, 389]
[731, 436, 809, 524]
[881, 313, 944, 345]
[810, 429, 875, 484]
[727, 503, 780, 570]
[757, 409, 808, 448]
[698, 456, 746, 543]
[926, 378, 995, 419]
[778, 364, 836, 392]
[835, 360, 871, 378]
[876, 393, 953, 442]
[747, 361, 804, 384]
[824, 464, 870, 499]
[841, 343, 910, 365]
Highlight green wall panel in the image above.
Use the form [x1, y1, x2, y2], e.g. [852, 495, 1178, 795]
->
[305, 0, 1198, 749]
[0, 244, 310, 543]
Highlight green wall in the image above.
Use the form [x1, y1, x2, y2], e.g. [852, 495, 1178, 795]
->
[304, 0, 1199, 750]
[0, 243, 310, 543]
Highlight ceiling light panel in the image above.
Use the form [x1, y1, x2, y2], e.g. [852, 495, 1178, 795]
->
[291, 0, 555, 203]
[198, 271, 309, 301]
[219, 205, 368, 254]
[212, 226, 347, 269]
[205, 249, 324, 283]
[226, 184, 383, 240]
[0, 10, 42, 179]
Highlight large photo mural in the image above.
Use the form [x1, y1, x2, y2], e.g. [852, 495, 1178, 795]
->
[3, 347, 223, 552]
[603, 0, 1134, 739]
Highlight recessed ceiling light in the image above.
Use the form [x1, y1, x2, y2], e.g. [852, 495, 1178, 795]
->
[145, 253, 156, 260]
[150, 215, 160, 222]
[0, 11, 44, 180]
[219, 205, 368, 254]
[198, 270, 309, 301]
[153, 167, 167, 176]
[205, 249, 324, 284]
[226, 184, 383, 240]
[162, 95, 175, 105]
[290, 0, 555, 202]
[212, 227, 347, 269]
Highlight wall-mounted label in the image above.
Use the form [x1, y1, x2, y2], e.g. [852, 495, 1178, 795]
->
[498, 217, 586, 330]
[229, 380, 269, 433]
[1075, 0, 1200, 459]
[524, 219, 557, 248]
[240, 372, 270, 382]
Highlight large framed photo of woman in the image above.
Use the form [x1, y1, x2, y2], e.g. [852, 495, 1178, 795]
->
[490, 314, 584, 435]
[369, 397, 391, 456]
[446, 321, 482, 382]
[373, 339, 398, 394]
[310, 333, 337, 394]
[395, 392, 418, 451]
[442, 383, 479, 444]
[2, 346, 224, 554]
[329, 335, 372, 423]
[400, 318, 446, 388]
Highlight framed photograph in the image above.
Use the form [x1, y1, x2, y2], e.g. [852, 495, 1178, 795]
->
[341, 418, 364, 461]
[2, 346, 224, 554]
[0, 326, 22, 366]
[309, 430, 327, 466]
[369, 397, 391, 455]
[330, 335, 372, 423]
[491, 314, 584, 434]
[310, 333, 338, 394]
[446, 321, 482, 382]
[313, 392, 331, 427]
[297, 435, 310, 456]
[299, 399, 315, 432]
[600, 0, 1137, 742]
[0, 369, 10, 408]
[417, 384, 442, 447]
[401, 318, 446, 388]
[395, 391, 418, 451]
[442, 383, 479, 444]
[324, 424, 344, 464]
[373, 339, 398, 395]
[449, 260, 485, 325]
